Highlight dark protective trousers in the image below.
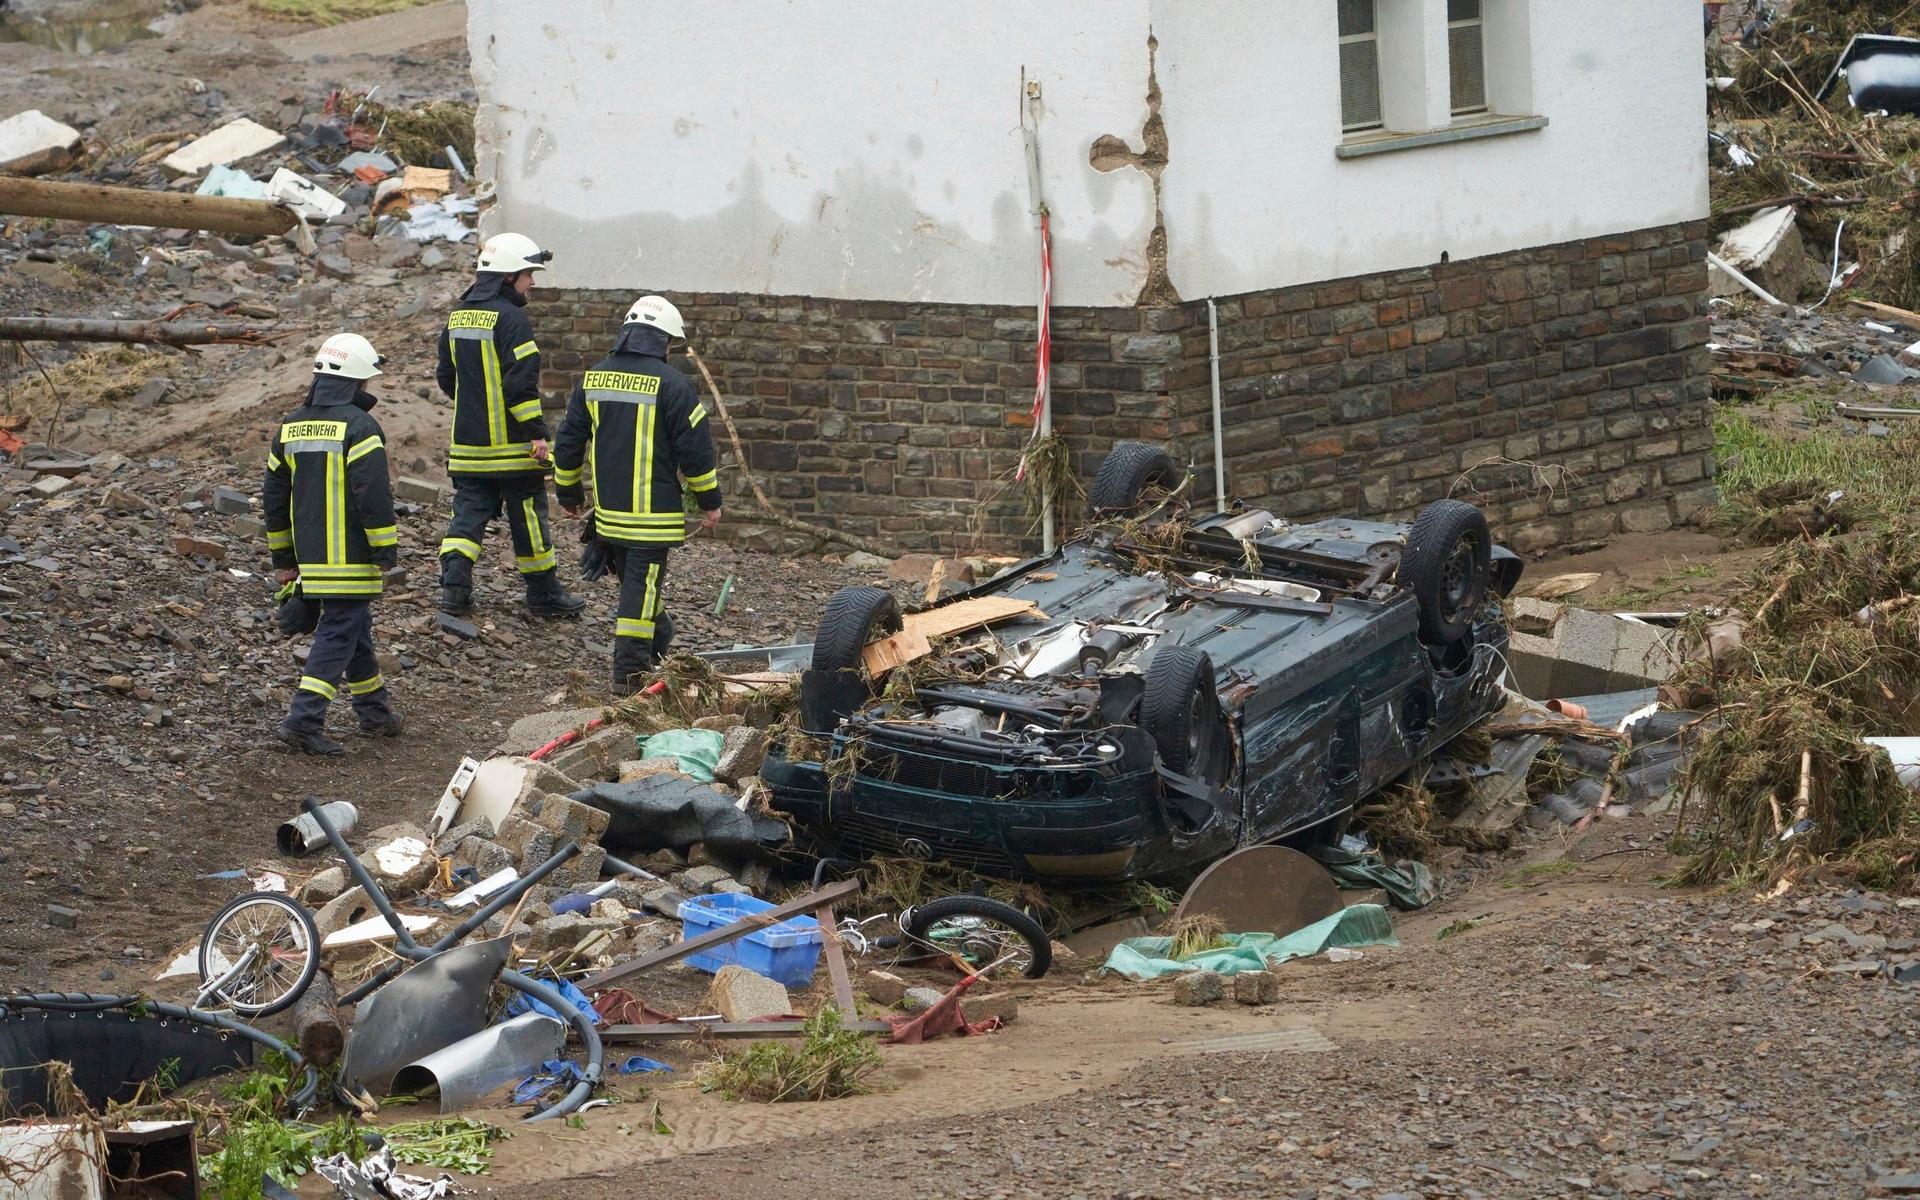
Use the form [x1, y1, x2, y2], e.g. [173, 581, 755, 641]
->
[610, 544, 674, 685]
[439, 474, 557, 582]
[284, 599, 394, 733]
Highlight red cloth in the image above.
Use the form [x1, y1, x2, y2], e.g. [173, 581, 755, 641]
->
[592, 988, 677, 1026]
[884, 974, 1003, 1045]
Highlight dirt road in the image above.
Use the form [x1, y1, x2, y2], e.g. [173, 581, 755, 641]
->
[477, 839, 1920, 1198]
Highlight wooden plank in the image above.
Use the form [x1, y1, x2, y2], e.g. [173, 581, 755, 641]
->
[577, 877, 861, 992]
[601, 1019, 893, 1041]
[1848, 298, 1920, 330]
[0, 175, 297, 237]
[859, 596, 1043, 675]
[814, 901, 857, 1015]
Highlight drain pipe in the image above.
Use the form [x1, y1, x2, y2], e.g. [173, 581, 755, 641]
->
[1206, 297, 1226, 513]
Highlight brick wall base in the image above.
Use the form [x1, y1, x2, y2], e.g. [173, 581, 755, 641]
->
[533, 220, 1713, 556]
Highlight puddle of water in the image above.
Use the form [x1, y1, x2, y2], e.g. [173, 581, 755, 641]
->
[0, 11, 160, 55]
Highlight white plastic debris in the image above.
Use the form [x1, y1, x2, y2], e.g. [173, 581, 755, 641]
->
[194, 164, 268, 200]
[266, 167, 347, 222]
[446, 867, 518, 909]
[401, 197, 478, 243]
[314, 1147, 467, 1199]
[322, 913, 436, 949]
[162, 117, 286, 176]
[0, 109, 83, 175]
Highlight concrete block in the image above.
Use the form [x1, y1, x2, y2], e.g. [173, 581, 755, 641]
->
[46, 903, 79, 929]
[163, 118, 286, 176]
[395, 476, 447, 504]
[1505, 598, 1679, 700]
[1711, 205, 1807, 303]
[497, 816, 557, 868]
[713, 726, 768, 786]
[672, 865, 736, 894]
[544, 726, 632, 782]
[1233, 970, 1280, 1006]
[31, 475, 74, 497]
[706, 964, 792, 1022]
[901, 986, 947, 1013]
[362, 823, 437, 898]
[211, 486, 251, 515]
[530, 791, 611, 845]
[863, 969, 909, 1006]
[434, 613, 479, 640]
[1173, 971, 1226, 1006]
[964, 991, 1019, 1025]
[528, 911, 623, 953]
[296, 866, 348, 906]
[0, 109, 82, 175]
[454, 836, 515, 880]
[312, 886, 372, 939]
[548, 843, 606, 890]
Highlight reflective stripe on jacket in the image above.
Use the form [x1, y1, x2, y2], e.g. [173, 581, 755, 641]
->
[436, 276, 548, 476]
[552, 327, 720, 546]
[262, 379, 398, 598]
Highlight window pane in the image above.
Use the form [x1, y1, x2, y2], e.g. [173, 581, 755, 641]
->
[1450, 23, 1487, 112]
[1341, 39, 1383, 129]
[1448, 0, 1481, 20]
[1338, 0, 1375, 38]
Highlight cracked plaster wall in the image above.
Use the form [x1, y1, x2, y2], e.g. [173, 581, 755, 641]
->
[472, 0, 1706, 307]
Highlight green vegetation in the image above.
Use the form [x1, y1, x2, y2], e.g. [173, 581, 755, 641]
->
[703, 1009, 882, 1103]
[250, 0, 442, 26]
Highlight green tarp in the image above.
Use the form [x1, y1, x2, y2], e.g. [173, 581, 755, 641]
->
[1100, 903, 1399, 980]
[1308, 845, 1440, 910]
[637, 729, 725, 782]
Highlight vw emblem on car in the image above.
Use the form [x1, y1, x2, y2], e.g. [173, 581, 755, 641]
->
[900, 838, 934, 861]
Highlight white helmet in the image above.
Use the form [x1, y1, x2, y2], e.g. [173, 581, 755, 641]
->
[624, 295, 685, 339]
[477, 231, 552, 275]
[313, 332, 384, 379]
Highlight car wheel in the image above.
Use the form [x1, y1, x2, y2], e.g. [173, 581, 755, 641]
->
[1141, 644, 1229, 781]
[1087, 442, 1182, 517]
[1401, 499, 1492, 645]
[810, 585, 905, 673]
[902, 895, 1052, 979]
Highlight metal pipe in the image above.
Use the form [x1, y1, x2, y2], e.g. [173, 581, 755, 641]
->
[1706, 250, 1788, 308]
[1206, 297, 1226, 513]
[301, 795, 421, 951]
[497, 969, 602, 1122]
[337, 841, 583, 1005]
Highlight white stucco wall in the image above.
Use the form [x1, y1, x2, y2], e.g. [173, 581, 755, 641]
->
[1155, 0, 1710, 298]
[468, 0, 1158, 306]
[470, 0, 1708, 305]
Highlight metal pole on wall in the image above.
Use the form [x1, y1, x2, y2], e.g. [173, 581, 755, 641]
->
[1207, 298, 1226, 513]
[1021, 74, 1055, 554]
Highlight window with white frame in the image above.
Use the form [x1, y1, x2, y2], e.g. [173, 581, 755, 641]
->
[1338, 0, 1383, 132]
[1448, 0, 1488, 116]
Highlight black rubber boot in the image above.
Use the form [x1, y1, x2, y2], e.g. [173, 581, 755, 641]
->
[610, 641, 658, 698]
[525, 570, 587, 619]
[276, 721, 345, 757]
[358, 712, 406, 738]
[438, 554, 474, 615]
[653, 610, 676, 659]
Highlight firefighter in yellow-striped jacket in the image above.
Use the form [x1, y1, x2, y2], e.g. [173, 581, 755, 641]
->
[553, 296, 723, 695]
[434, 232, 585, 619]
[262, 333, 404, 756]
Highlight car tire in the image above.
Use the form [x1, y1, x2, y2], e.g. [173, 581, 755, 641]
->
[810, 585, 904, 673]
[902, 895, 1052, 979]
[1087, 442, 1181, 516]
[1141, 644, 1228, 781]
[1401, 499, 1493, 645]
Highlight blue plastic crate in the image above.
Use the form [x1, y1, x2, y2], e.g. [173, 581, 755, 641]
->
[677, 893, 824, 988]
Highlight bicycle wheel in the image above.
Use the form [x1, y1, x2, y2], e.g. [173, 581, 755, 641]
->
[902, 895, 1052, 979]
[197, 892, 320, 1017]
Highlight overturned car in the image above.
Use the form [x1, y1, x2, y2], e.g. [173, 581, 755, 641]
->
[761, 444, 1524, 884]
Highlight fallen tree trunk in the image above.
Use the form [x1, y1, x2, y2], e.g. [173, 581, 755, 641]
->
[0, 175, 297, 237]
[293, 970, 344, 1067]
[0, 316, 277, 346]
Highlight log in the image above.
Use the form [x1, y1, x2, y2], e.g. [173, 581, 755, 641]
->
[0, 316, 277, 346]
[0, 175, 297, 237]
[293, 970, 344, 1067]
